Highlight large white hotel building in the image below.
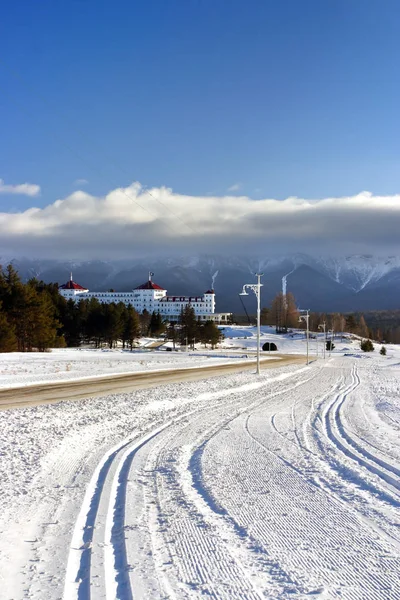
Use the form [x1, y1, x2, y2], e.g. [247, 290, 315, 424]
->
[59, 273, 231, 324]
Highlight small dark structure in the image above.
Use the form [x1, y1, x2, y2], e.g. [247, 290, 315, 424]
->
[262, 342, 278, 352]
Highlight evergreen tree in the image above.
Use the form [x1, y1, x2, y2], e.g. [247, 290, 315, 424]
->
[140, 309, 151, 336]
[102, 303, 124, 349]
[85, 299, 104, 347]
[6, 282, 60, 351]
[200, 320, 223, 349]
[326, 340, 335, 351]
[380, 346, 387, 356]
[123, 305, 141, 350]
[148, 311, 166, 337]
[0, 302, 17, 352]
[360, 339, 374, 352]
[62, 299, 82, 346]
[28, 289, 61, 351]
[179, 305, 198, 348]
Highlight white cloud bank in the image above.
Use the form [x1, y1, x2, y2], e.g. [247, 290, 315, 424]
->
[0, 179, 40, 197]
[0, 182, 399, 259]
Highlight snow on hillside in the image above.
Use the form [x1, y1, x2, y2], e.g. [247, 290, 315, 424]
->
[316, 254, 400, 291]
[0, 334, 399, 599]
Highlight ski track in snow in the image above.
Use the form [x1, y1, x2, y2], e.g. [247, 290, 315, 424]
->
[1, 358, 400, 599]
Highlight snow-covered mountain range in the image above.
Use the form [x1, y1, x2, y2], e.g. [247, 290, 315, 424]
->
[2, 254, 400, 313]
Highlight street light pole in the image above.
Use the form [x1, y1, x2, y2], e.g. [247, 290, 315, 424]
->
[299, 309, 310, 365]
[318, 322, 326, 360]
[240, 273, 264, 375]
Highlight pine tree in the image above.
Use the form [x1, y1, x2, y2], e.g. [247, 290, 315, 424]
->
[123, 305, 141, 350]
[0, 302, 17, 352]
[102, 303, 124, 349]
[140, 309, 151, 336]
[62, 299, 82, 346]
[85, 299, 104, 347]
[179, 305, 198, 348]
[200, 320, 223, 349]
[148, 311, 166, 337]
[361, 339, 374, 352]
[29, 290, 61, 351]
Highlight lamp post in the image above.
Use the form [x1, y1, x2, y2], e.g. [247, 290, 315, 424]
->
[318, 322, 326, 360]
[240, 273, 263, 375]
[299, 309, 310, 365]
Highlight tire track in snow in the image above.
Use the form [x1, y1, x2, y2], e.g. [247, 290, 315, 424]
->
[62, 423, 170, 600]
[63, 366, 310, 599]
[323, 366, 400, 503]
[220, 372, 400, 599]
[339, 378, 400, 479]
[178, 370, 322, 598]
[136, 369, 316, 599]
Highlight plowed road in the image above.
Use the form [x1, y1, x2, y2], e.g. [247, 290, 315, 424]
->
[0, 354, 305, 410]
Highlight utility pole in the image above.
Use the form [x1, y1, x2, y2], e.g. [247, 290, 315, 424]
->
[299, 309, 310, 365]
[318, 322, 326, 359]
[240, 273, 264, 375]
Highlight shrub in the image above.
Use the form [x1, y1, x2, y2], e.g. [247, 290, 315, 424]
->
[361, 339, 374, 352]
[380, 346, 387, 356]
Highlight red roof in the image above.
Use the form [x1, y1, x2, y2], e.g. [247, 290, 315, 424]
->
[135, 280, 165, 291]
[59, 280, 88, 290]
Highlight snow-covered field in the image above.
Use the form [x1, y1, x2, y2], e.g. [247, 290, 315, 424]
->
[1, 331, 399, 599]
[0, 326, 365, 389]
[0, 346, 252, 389]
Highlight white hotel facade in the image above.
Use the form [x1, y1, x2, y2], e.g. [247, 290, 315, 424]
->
[59, 273, 231, 324]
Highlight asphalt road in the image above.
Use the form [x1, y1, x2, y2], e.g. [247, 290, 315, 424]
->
[0, 354, 305, 411]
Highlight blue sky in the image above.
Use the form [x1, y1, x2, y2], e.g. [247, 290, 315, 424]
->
[0, 1, 399, 259]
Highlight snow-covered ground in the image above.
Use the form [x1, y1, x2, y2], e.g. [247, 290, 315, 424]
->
[1, 332, 399, 599]
[0, 345, 252, 389]
[0, 326, 369, 389]
[220, 324, 366, 355]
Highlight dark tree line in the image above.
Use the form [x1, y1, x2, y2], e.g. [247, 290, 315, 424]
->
[173, 305, 223, 349]
[0, 265, 223, 352]
[0, 265, 63, 352]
